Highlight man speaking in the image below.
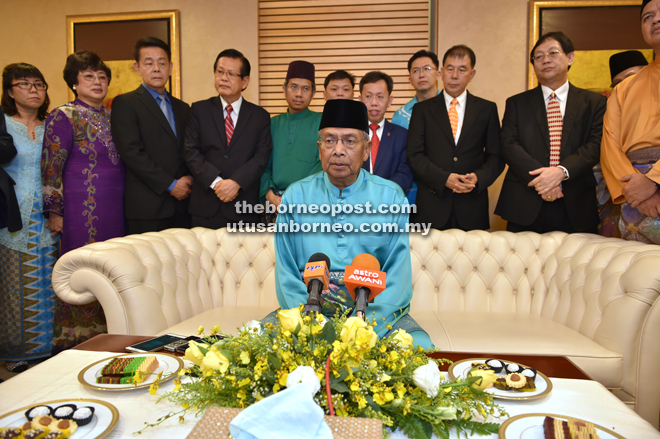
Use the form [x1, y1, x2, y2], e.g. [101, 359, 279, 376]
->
[274, 99, 432, 348]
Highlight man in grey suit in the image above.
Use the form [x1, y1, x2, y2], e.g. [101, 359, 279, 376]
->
[112, 37, 192, 234]
[184, 49, 272, 228]
[495, 32, 606, 233]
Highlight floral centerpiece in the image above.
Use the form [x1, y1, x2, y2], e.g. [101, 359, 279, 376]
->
[146, 307, 506, 439]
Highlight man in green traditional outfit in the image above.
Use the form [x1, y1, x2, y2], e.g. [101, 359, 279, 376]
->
[260, 61, 322, 219]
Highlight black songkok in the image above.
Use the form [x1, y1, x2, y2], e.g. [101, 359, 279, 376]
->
[319, 99, 369, 132]
[286, 61, 315, 82]
[609, 51, 649, 81]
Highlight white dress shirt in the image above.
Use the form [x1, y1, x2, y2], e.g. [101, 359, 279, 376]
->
[211, 96, 244, 189]
[443, 89, 468, 143]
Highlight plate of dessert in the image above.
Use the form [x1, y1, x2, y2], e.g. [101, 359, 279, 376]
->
[499, 413, 624, 438]
[77, 352, 183, 391]
[448, 358, 552, 401]
[0, 398, 118, 439]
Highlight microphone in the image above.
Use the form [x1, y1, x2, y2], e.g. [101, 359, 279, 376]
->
[303, 253, 331, 316]
[344, 253, 387, 320]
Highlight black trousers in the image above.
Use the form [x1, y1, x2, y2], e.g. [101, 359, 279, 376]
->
[506, 199, 596, 234]
[127, 212, 192, 235]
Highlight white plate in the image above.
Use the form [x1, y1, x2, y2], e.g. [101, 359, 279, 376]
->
[499, 413, 625, 438]
[0, 398, 118, 439]
[448, 358, 552, 401]
[78, 352, 183, 391]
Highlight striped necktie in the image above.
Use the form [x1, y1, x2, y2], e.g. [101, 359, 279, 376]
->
[225, 104, 235, 144]
[547, 93, 562, 167]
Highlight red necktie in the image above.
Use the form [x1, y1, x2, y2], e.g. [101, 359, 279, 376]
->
[370, 123, 380, 169]
[547, 93, 562, 167]
[225, 104, 235, 144]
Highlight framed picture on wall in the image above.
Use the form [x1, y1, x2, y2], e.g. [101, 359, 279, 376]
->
[529, 0, 652, 96]
[66, 10, 180, 107]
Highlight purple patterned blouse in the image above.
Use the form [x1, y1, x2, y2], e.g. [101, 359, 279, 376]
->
[42, 99, 125, 255]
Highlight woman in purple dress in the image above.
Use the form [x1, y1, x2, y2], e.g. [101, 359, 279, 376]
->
[41, 51, 125, 351]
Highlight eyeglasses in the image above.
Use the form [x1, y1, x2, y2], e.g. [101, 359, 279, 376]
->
[532, 50, 563, 63]
[287, 83, 312, 93]
[319, 135, 366, 150]
[12, 81, 48, 91]
[79, 72, 109, 83]
[215, 69, 243, 80]
[361, 94, 388, 103]
[411, 66, 436, 76]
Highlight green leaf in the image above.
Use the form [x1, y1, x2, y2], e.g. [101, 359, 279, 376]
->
[330, 381, 350, 393]
[217, 348, 233, 362]
[331, 367, 350, 383]
[263, 371, 276, 384]
[197, 345, 209, 356]
[401, 416, 432, 439]
[319, 320, 336, 345]
[294, 321, 301, 335]
[267, 354, 281, 370]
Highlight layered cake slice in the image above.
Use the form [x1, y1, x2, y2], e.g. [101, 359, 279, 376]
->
[96, 356, 159, 384]
[543, 416, 600, 439]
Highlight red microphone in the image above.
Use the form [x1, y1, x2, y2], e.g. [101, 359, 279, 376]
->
[302, 253, 331, 315]
[344, 253, 387, 320]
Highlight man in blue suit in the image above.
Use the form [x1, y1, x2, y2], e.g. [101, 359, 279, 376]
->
[358, 71, 413, 192]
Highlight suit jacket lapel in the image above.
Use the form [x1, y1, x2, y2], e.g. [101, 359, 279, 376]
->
[456, 92, 478, 151]
[430, 92, 455, 146]
[211, 97, 229, 148]
[530, 86, 551, 152]
[374, 121, 392, 174]
[228, 99, 251, 150]
[171, 99, 187, 141]
[137, 85, 177, 140]
[561, 84, 580, 156]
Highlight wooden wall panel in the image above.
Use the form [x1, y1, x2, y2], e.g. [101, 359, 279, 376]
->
[259, 0, 430, 119]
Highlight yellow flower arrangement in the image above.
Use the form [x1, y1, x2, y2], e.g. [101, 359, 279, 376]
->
[149, 307, 506, 439]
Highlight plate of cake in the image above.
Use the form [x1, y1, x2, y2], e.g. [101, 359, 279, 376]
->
[448, 358, 552, 401]
[77, 352, 183, 391]
[0, 398, 118, 439]
[499, 413, 624, 438]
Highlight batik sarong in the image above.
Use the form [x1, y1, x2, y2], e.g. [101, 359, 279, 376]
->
[620, 147, 660, 244]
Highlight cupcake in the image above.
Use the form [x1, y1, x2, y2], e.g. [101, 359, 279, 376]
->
[72, 406, 95, 427]
[485, 359, 504, 373]
[52, 405, 77, 420]
[521, 367, 537, 382]
[24, 406, 53, 422]
[505, 362, 522, 374]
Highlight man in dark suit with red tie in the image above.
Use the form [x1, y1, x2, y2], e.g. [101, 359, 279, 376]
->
[112, 37, 192, 234]
[495, 32, 606, 233]
[407, 45, 504, 230]
[184, 49, 272, 228]
[358, 71, 412, 192]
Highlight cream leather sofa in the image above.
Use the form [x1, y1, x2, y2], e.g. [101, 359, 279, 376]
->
[52, 228, 660, 428]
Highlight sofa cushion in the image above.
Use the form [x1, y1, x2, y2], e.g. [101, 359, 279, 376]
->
[409, 310, 623, 389]
[157, 306, 277, 338]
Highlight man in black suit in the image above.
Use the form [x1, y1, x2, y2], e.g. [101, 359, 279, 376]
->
[407, 45, 504, 230]
[112, 37, 192, 234]
[495, 32, 606, 233]
[184, 49, 272, 228]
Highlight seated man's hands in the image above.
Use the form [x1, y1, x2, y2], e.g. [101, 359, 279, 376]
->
[542, 186, 564, 202]
[528, 167, 564, 196]
[265, 189, 282, 208]
[620, 173, 657, 208]
[170, 176, 193, 200]
[445, 173, 476, 193]
[214, 179, 241, 203]
[636, 190, 660, 218]
[46, 214, 63, 237]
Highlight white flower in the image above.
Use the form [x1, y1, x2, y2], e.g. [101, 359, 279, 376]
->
[242, 320, 262, 335]
[285, 365, 320, 397]
[412, 360, 443, 398]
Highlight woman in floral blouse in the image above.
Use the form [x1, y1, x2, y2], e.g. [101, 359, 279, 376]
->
[41, 51, 125, 352]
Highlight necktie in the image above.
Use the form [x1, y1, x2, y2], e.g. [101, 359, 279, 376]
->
[369, 123, 380, 169]
[448, 98, 459, 140]
[157, 94, 176, 133]
[225, 104, 235, 144]
[547, 93, 562, 167]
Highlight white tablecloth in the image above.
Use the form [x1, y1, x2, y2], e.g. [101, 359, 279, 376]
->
[0, 350, 658, 438]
